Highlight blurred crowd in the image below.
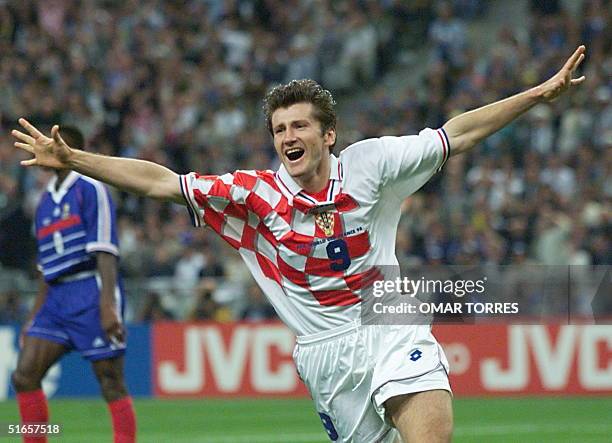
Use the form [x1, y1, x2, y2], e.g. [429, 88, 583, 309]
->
[0, 0, 609, 323]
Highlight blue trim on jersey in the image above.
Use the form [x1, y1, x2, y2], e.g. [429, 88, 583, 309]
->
[297, 192, 318, 205]
[180, 174, 201, 227]
[328, 180, 336, 201]
[435, 128, 451, 172]
[440, 127, 451, 159]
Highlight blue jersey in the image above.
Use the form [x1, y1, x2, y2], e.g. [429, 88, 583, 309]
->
[28, 172, 126, 361]
[34, 171, 120, 282]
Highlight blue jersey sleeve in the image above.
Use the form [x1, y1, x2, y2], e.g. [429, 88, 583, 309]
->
[80, 178, 120, 257]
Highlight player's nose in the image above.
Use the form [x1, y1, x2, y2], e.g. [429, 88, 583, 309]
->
[283, 127, 298, 144]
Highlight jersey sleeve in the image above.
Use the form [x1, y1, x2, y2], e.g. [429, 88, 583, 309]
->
[179, 171, 254, 250]
[380, 127, 450, 199]
[81, 180, 120, 256]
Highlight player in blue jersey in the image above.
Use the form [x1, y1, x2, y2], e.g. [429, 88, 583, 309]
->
[11, 127, 136, 443]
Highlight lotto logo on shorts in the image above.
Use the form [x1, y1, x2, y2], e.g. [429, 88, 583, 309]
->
[409, 349, 422, 361]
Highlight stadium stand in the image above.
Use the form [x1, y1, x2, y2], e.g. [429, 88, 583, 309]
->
[0, 0, 609, 322]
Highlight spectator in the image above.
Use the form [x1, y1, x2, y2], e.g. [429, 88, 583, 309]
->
[189, 278, 233, 322]
[240, 283, 277, 321]
[136, 291, 174, 323]
[0, 290, 28, 324]
[173, 242, 205, 297]
[428, 1, 467, 70]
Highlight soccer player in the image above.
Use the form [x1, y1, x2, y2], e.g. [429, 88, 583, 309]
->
[11, 127, 136, 443]
[12, 46, 585, 442]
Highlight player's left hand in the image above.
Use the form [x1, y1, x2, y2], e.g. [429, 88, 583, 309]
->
[100, 302, 125, 345]
[537, 45, 586, 102]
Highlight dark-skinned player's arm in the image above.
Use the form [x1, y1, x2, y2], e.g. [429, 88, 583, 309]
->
[443, 45, 586, 156]
[12, 120, 184, 204]
[97, 252, 124, 345]
[19, 273, 48, 348]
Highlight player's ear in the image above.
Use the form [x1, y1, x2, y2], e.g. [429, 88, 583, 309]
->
[324, 128, 336, 149]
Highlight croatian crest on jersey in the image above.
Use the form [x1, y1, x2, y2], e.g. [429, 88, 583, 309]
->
[314, 211, 335, 237]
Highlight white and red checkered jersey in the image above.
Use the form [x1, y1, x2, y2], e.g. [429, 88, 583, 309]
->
[180, 127, 450, 335]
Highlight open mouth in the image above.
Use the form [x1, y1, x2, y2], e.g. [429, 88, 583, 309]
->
[285, 148, 305, 161]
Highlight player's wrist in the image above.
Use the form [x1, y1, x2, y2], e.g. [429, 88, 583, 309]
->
[65, 148, 85, 169]
[529, 84, 547, 103]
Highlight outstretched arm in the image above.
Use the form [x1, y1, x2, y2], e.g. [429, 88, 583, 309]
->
[443, 45, 586, 156]
[12, 119, 184, 204]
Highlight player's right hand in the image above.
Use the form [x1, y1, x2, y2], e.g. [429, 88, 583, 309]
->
[101, 302, 125, 345]
[12, 118, 73, 169]
[537, 45, 586, 102]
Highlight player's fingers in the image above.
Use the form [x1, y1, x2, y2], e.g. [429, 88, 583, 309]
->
[118, 323, 127, 341]
[106, 320, 124, 341]
[20, 158, 38, 167]
[51, 125, 67, 146]
[11, 129, 36, 145]
[110, 328, 125, 345]
[570, 76, 586, 85]
[563, 45, 585, 71]
[18, 118, 44, 139]
[571, 53, 585, 72]
[14, 141, 35, 153]
[105, 323, 117, 335]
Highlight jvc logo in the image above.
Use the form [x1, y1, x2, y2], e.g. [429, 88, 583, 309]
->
[157, 325, 301, 395]
[409, 349, 423, 361]
[481, 325, 612, 391]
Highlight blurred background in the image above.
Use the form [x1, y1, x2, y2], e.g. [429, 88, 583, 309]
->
[0, 0, 610, 441]
[0, 0, 610, 321]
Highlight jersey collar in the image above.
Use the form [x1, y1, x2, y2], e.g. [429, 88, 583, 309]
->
[276, 154, 341, 196]
[47, 171, 80, 204]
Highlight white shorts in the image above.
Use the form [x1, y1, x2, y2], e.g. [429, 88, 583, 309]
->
[293, 323, 451, 442]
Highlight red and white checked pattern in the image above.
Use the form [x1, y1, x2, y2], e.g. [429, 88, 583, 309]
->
[180, 128, 450, 334]
[181, 169, 379, 307]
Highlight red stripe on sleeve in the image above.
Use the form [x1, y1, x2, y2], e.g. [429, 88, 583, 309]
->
[436, 129, 448, 164]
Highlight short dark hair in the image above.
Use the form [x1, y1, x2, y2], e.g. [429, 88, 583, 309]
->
[59, 125, 85, 150]
[263, 79, 337, 150]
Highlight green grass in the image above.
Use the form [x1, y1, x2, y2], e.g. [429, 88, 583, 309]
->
[1, 397, 611, 442]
